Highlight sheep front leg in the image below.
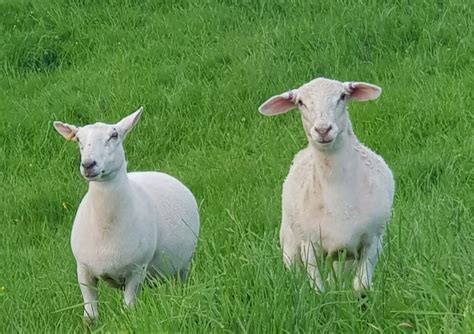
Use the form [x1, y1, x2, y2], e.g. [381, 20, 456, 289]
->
[123, 265, 147, 307]
[77, 265, 98, 323]
[353, 237, 382, 292]
[280, 221, 299, 268]
[301, 242, 324, 292]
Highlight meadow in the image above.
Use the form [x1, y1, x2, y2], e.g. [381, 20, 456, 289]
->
[0, 0, 473, 332]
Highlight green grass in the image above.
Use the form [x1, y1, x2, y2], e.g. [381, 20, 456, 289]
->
[0, 0, 473, 332]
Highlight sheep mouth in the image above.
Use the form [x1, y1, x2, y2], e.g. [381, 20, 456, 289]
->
[316, 138, 334, 145]
[83, 171, 103, 180]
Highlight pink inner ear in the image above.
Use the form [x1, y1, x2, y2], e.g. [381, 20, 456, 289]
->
[259, 93, 295, 115]
[54, 122, 77, 140]
[57, 124, 71, 135]
[345, 82, 381, 101]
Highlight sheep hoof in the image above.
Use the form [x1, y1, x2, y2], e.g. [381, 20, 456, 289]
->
[82, 314, 97, 327]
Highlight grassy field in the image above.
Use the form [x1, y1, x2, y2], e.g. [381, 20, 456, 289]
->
[0, 0, 473, 332]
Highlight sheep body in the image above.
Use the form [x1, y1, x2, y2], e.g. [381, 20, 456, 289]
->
[72, 171, 199, 286]
[281, 135, 393, 261]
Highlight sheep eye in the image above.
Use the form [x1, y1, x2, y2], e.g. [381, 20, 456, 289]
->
[297, 100, 304, 107]
[339, 93, 347, 102]
[109, 132, 118, 140]
[76, 138, 84, 150]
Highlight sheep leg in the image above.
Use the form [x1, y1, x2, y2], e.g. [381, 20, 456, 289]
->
[282, 249, 297, 268]
[178, 267, 189, 281]
[77, 265, 98, 323]
[280, 223, 299, 268]
[301, 242, 324, 292]
[353, 237, 382, 291]
[281, 241, 299, 269]
[331, 255, 355, 289]
[123, 265, 147, 307]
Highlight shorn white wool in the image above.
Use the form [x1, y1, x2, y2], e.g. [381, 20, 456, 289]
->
[53, 107, 200, 322]
[259, 78, 394, 293]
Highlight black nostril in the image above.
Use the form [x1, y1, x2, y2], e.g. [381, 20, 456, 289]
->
[81, 160, 97, 169]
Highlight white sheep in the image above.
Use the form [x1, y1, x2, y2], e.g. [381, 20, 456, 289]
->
[258, 78, 394, 292]
[53, 107, 200, 322]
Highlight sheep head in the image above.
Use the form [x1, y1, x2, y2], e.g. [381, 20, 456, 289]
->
[53, 107, 143, 181]
[258, 78, 381, 150]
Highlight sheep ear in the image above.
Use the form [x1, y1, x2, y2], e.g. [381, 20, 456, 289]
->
[343, 82, 382, 101]
[258, 90, 297, 116]
[117, 106, 143, 135]
[53, 121, 78, 141]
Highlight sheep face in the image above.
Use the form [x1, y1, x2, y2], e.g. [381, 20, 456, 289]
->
[296, 78, 349, 148]
[258, 78, 382, 150]
[53, 107, 143, 182]
[74, 123, 127, 181]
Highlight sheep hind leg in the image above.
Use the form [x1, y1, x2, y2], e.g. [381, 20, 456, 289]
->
[353, 236, 382, 292]
[301, 242, 324, 293]
[331, 252, 355, 289]
[123, 265, 147, 308]
[178, 267, 189, 281]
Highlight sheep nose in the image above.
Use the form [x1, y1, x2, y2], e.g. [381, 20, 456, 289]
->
[81, 159, 97, 170]
[315, 125, 332, 136]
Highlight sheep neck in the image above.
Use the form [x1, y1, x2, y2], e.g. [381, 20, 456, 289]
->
[310, 125, 359, 185]
[87, 163, 133, 223]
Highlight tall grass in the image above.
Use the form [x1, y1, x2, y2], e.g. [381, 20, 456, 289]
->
[0, 0, 472, 332]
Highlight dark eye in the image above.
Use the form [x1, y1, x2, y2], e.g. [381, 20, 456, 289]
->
[297, 100, 304, 107]
[339, 93, 347, 102]
[76, 137, 84, 150]
[110, 132, 118, 140]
